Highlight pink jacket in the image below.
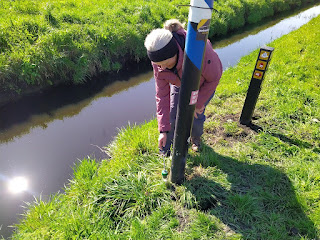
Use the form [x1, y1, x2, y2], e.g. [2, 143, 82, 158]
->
[152, 29, 222, 132]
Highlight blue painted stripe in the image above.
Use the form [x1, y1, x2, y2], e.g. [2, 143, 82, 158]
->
[185, 22, 206, 70]
[205, 0, 214, 8]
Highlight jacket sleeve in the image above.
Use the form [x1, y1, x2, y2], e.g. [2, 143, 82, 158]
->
[196, 40, 223, 109]
[153, 64, 171, 132]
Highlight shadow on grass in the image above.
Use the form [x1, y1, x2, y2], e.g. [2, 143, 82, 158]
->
[184, 144, 318, 239]
[269, 131, 320, 154]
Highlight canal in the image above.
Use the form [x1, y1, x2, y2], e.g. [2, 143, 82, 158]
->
[1, 4, 320, 238]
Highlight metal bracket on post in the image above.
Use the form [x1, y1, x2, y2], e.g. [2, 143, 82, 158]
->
[170, 0, 214, 185]
[240, 46, 274, 126]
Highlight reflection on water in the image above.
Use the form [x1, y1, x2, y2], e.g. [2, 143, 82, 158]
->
[1, 3, 320, 238]
[0, 70, 153, 144]
[7, 177, 28, 194]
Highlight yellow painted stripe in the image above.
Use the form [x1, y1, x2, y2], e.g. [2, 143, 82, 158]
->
[197, 19, 208, 30]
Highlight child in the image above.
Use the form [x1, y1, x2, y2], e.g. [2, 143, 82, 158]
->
[144, 19, 222, 154]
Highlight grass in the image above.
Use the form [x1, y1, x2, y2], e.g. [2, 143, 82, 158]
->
[0, 0, 318, 103]
[9, 11, 320, 240]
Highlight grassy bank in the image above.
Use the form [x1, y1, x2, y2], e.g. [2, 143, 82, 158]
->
[0, 0, 318, 105]
[10, 12, 320, 240]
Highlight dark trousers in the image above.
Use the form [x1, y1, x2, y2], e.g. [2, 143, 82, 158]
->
[163, 85, 215, 153]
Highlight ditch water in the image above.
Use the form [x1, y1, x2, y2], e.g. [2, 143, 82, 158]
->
[1, 4, 320, 238]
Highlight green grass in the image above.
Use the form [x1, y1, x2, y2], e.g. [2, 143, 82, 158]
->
[0, 0, 318, 102]
[10, 11, 320, 240]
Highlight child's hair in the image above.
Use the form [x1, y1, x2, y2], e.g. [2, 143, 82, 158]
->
[144, 29, 173, 52]
[163, 19, 185, 32]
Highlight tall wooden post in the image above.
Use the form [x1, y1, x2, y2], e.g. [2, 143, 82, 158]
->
[170, 0, 214, 184]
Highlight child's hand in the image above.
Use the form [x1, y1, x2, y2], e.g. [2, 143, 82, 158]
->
[158, 133, 167, 149]
[194, 105, 205, 118]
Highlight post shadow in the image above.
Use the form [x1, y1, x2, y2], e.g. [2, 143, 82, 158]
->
[182, 144, 318, 239]
[269, 131, 320, 154]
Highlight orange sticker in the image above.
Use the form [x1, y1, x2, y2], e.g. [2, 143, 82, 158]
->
[256, 60, 267, 70]
[253, 70, 264, 80]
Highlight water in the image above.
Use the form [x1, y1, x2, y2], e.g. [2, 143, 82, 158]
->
[1, 4, 319, 238]
[215, 4, 320, 69]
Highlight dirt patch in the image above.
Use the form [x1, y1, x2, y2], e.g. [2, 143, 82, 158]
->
[204, 112, 260, 146]
[186, 166, 206, 181]
[223, 224, 237, 237]
[175, 206, 191, 233]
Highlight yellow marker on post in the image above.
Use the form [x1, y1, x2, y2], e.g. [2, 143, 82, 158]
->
[256, 60, 267, 71]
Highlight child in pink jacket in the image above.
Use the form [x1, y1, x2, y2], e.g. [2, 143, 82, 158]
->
[144, 19, 222, 154]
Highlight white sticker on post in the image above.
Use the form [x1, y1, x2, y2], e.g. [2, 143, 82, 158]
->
[189, 90, 199, 105]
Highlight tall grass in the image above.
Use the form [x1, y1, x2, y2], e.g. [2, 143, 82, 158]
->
[0, 0, 318, 103]
[10, 15, 320, 239]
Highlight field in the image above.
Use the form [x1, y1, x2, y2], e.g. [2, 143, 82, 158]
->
[10, 13, 320, 240]
[0, 0, 317, 104]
